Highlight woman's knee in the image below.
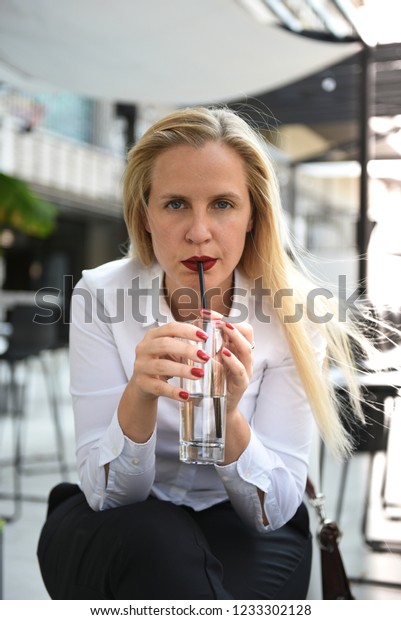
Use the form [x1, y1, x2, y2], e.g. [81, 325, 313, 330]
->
[38, 496, 228, 599]
[106, 500, 227, 599]
[114, 500, 214, 571]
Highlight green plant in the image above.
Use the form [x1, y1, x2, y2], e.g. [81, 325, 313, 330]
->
[0, 172, 57, 237]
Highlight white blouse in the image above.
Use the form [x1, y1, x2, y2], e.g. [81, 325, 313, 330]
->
[69, 257, 325, 532]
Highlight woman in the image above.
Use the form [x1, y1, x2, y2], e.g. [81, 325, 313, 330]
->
[38, 106, 363, 600]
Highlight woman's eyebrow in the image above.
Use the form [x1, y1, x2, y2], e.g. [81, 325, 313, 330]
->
[158, 191, 243, 201]
[212, 192, 242, 200]
[158, 193, 186, 200]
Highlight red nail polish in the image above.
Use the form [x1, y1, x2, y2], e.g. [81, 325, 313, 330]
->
[191, 367, 204, 378]
[197, 350, 210, 362]
[196, 329, 208, 341]
[222, 348, 232, 357]
[179, 391, 189, 400]
[225, 322, 235, 330]
[201, 309, 212, 315]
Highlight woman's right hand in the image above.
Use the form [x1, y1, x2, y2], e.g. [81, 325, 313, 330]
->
[131, 321, 211, 402]
[117, 322, 210, 443]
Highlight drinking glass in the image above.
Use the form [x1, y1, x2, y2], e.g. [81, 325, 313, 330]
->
[179, 318, 227, 464]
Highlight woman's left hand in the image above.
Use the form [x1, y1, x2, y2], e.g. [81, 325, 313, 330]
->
[201, 309, 254, 413]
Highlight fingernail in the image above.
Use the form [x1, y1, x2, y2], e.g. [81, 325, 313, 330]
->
[191, 367, 204, 378]
[179, 391, 189, 400]
[196, 329, 208, 341]
[225, 322, 235, 330]
[197, 350, 210, 362]
[222, 348, 232, 357]
[201, 309, 212, 315]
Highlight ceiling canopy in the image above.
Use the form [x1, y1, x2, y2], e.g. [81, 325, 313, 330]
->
[0, 0, 360, 105]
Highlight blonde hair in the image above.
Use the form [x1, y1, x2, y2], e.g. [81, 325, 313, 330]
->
[123, 106, 366, 459]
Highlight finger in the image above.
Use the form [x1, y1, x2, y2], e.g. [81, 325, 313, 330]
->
[222, 348, 249, 378]
[200, 309, 253, 346]
[221, 347, 250, 393]
[135, 356, 208, 383]
[200, 308, 223, 320]
[137, 337, 211, 366]
[144, 376, 192, 402]
[147, 321, 209, 343]
[222, 346, 252, 377]
[217, 320, 254, 355]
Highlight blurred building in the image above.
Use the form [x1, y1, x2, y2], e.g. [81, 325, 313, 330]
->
[0, 86, 140, 339]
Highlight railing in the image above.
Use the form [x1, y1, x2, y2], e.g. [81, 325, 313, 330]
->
[0, 118, 125, 204]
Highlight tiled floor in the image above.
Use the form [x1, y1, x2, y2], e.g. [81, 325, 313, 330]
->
[1, 349, 401, 600]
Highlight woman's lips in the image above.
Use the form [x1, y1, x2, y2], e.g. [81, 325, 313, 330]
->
[181, 257, 217, 272]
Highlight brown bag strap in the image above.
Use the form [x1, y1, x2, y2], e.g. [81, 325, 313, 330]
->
[306, 476, 355, 600]
[305, 477, 318, 501]
[319, 522, 355, 599]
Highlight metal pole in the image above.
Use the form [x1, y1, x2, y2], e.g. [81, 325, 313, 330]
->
[0, 519, 4, 599]
[357, 44, 374, 297]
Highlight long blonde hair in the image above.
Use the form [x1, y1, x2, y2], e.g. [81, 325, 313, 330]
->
[123, 106, 366, 459]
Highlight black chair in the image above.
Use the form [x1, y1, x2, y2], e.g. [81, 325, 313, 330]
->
[0, 304, 69, 522]
[334, 382, 399, 529]
[329, 299, 399, 520]
[328, 378, 401, 594]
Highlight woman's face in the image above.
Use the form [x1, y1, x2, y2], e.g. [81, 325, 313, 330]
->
[145, 141, 253, 314]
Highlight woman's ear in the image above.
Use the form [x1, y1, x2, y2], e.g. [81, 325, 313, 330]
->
[247, 199, 254, 233]
[144, 213, 151, 233]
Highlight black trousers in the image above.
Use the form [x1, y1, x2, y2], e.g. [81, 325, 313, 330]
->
[37, 483, 312, 600]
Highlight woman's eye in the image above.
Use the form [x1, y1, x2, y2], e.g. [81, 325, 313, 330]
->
[215, 200, 231, 210]
[167, 200, 184, 210]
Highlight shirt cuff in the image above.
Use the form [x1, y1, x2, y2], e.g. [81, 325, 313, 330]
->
[215, 429, 279, 488]
[215, 429, 283, 529]
[98, 409, 156, 474]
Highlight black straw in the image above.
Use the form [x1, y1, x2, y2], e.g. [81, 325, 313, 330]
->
[197, 261, 206, 310]
[197, 260, 221, 438]
[198, 260, 221, 438]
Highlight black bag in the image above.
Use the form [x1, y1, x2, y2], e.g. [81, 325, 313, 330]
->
[306, 477, 355, 600]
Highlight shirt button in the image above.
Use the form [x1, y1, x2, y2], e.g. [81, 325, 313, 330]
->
[245, 469, 251, 477]
[221, 475, 229, 482]
[112, 447, 118, 456]
[132, 458, 140, 465]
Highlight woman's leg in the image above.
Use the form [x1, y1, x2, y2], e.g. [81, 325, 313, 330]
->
[38, 484, 311, 600]
[37, 484, 232, 600]
[191, 501, 312, 600]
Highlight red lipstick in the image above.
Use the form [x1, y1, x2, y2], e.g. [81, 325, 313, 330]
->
[181, 256, 217, 272]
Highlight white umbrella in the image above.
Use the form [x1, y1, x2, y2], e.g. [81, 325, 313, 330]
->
[0, 0, 360, 104]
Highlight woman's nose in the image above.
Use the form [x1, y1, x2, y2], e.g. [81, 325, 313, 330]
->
[185, 214, 212, 245]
